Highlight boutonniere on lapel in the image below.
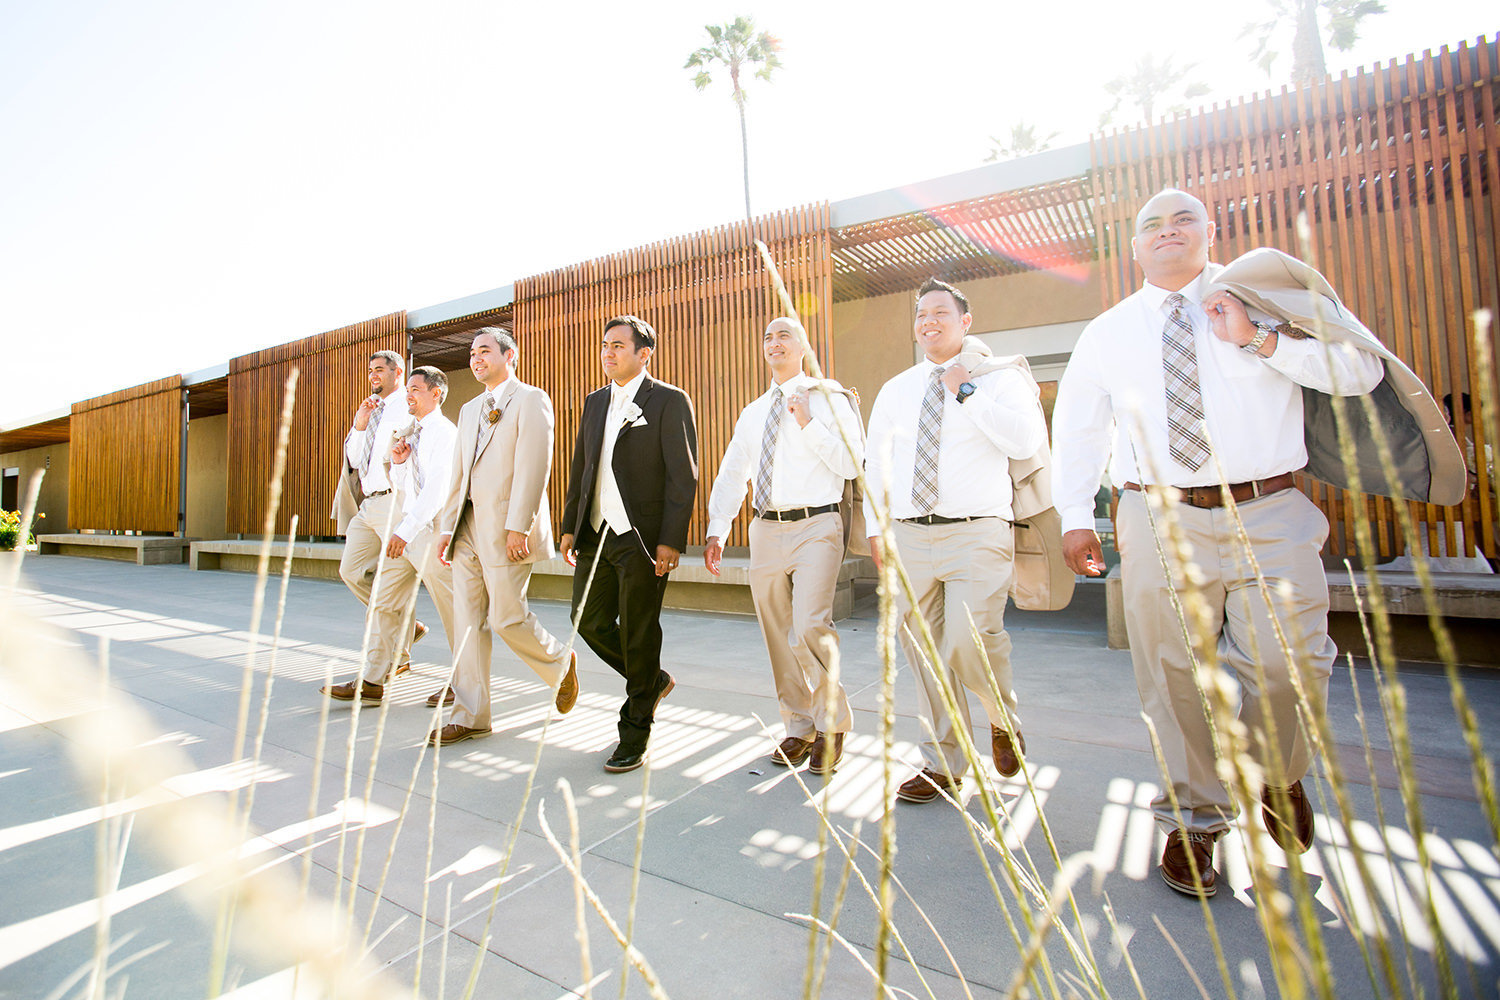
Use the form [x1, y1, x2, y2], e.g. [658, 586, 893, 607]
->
[621, 402, 647, 429]
[486, 409, 501, 425]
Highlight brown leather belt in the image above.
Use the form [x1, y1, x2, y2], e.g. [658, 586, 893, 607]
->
[1122, 472, 1296, 509]
[899, 514, 994, 526]
[756, 503, 839, 522]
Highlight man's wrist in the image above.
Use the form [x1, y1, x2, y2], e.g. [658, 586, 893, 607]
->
[1242, 322, 1277, 357]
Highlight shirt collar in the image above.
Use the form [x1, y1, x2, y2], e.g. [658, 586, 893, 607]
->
[1141, 267, 1212, 312]
[769, 372, 811, 395]
[415, 408, 442, 427]
[611, 370, 647, 405]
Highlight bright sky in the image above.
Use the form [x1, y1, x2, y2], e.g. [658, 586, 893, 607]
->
[3, 0, 1492, 425]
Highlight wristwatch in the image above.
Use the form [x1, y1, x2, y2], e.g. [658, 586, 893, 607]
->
[955, 381, 977, 404]
[1242, 322, 1275, 356]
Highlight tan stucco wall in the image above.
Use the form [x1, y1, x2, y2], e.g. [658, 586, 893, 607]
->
[0, 442, 69, 530]
[830, 264, 1104, 417]
[442, 366, 485, 422]
[186, 413, 228, 539]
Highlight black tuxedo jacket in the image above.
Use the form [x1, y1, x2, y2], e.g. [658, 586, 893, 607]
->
[562, 374, 699, 557]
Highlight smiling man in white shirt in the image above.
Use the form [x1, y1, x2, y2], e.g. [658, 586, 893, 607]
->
[704, 317, 863, 775]
[1051, 188, 1383, 898]
[324, 365, 457, 705]
[865, 278, 1047, 804]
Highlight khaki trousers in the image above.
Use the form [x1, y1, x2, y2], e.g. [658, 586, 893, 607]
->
[448, 528, 568, 730]
[748, 511, 852, 740]
[361, 527, 455, 685]
[893, 517, 1017, 779]
[339, 493, 413, 669]
[1117, 487, 1336, 834]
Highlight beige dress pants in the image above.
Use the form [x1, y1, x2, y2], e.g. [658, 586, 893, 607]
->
[894, 517, 1017, 779]
[1116, 487, 1336, 834]
[361, 527, 455, 685]
[748, 511, 853, 740]
[447, 528, 568, 730]
[339, 492, 413, 670]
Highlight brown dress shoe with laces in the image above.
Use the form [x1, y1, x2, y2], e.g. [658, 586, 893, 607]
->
[426, 687, 455, 708]
[555, 651, 580, 714]
[427, 723, 490, 746]
[896, 767, 962, 804]
[1160, 829, 1218, 897]
[770, 736, 814, 767]
[324, 680, 383, 705]
[808, 732, 844, 775]
[991, 725, 1026, 778]
[1262, 780, 1315, 853]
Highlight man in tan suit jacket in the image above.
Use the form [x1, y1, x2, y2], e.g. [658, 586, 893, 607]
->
[429, 328, 579, 746]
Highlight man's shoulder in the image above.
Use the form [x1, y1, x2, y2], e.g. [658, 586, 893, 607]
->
[1080, 291, 1150, 338]
[647, 377, 693, 406]
[875, 363, 926, 395]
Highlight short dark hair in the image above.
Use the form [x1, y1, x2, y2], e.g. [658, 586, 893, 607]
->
[411, 365, 448, 402]
[605, 315, 657, 352]
[370, 349, 405, 371]
[474, 326, 518, 354]
[916, 278, 970, 316]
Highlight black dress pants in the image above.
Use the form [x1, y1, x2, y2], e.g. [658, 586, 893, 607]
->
[572, 527, 671, 752]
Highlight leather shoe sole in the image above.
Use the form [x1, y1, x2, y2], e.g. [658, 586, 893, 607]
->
[428, 724, 489, 746]
[770, 737, 814, 767]
[653, 673, 675, 718]
[604, 750, 646, 773]
[896, 768, 961, 804]
[555, 652, 580, 714]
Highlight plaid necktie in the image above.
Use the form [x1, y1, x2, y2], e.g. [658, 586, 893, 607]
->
[753, 387, 783, 512]
[409, 421, 424, 491]
[480, 394, 497, 442]
[360, 400, 385, 474]
[911, 366, 945, 513]
[1162, 293, 1212, 470]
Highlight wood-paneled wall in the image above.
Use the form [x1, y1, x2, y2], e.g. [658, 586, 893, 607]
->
[227, 313, 407, 537]
[1091, 39, 1500, 559]
[69, 376, 182, 533]
[515, 203, 834, 550]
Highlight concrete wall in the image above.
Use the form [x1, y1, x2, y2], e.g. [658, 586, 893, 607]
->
[441, 366, 485, 422]
[186, 413, 228, 539]
[830, 264, 1104, 417]
[0, 442, 69, 530]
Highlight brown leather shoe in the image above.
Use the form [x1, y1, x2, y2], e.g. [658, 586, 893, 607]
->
[555, 651, 579, 714]
[652, 673, 675, 719]
[1160, 829, 1218, 897]
[808, 732, 844, 775]
[770, 736, 813, 767]
[991, 725, 1026, 778]
[324, 680, 382, 705]
[426, 687, 455, 708]
[427, 723, 490, 746]
[412, 620, 428, 644]
[394, 661, 412, 677]
[1262, 780, 1315, 854]
[896, 767, 961, 804]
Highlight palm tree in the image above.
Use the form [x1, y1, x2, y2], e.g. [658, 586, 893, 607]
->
[1100, 55, 1211, 128]
[984, 121, 1061, 162]
[1243, 0, 1387, 86]
[685, 16, 783, 219]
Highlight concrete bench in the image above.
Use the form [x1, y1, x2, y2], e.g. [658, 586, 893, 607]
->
[190, 538, 872, 621]
[38, 533, 195, 566]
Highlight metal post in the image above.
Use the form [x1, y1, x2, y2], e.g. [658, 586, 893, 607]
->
[178, 387, 190, 536]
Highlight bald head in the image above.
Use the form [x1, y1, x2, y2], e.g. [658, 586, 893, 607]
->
[1131, 188, 1215, 290]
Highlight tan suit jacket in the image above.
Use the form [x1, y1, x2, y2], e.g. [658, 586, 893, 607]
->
[440, 378, 555, 564]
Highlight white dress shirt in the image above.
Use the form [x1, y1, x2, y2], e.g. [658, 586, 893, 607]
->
[1050, 265, 1386, 533]
[591, 370, 647, 535]
[862, 359, 1045, 525]
[343, 389, 408, 495]
[388, 408, 458, 543]
[706, 374, 863, 540]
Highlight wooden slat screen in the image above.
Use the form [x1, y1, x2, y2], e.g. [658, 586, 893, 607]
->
[1090, 37, 1500, 559]
[69, 376, 182, 532]
[514, 203, 834, 550]
[226, 313, 407, 537]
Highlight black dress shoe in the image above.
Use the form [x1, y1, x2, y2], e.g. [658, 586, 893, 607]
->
[603, 746, 646, 773]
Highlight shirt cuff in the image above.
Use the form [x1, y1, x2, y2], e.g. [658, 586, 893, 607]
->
[1059, 505, 1097, 535]
[706, 517, 733, 541]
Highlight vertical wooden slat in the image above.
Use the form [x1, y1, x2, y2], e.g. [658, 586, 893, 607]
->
[68, 376, 183, 533]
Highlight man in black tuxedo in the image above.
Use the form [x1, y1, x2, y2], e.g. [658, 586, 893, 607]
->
[560, 315, 699, 773]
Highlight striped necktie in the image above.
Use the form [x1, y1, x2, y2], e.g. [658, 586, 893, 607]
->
[409, 421, 424, 491]
[1162, 293, 1212, 470]
[911, 367, 945, 513]
[360, 400, 385, 474]
[753, 386, 783, 513]
[480, 394, 497, 441]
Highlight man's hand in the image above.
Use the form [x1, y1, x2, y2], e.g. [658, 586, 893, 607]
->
[704, 536, 724, 575]
[867, 536, 882, 572]
[654, 545, 680, 577]
[1203, 290, 1268, 352]
[942, 363, 971, 397]
[391, 440, 412, 465]
[386, 533, 408, 560]
[786, 390, 811, 429]
[438, 533, 453, 566]
[506, 530, 530, 562]
[1062, 528, 1105, 577]
[354, 394, 380, 431]
[559, 534, 577, 567]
